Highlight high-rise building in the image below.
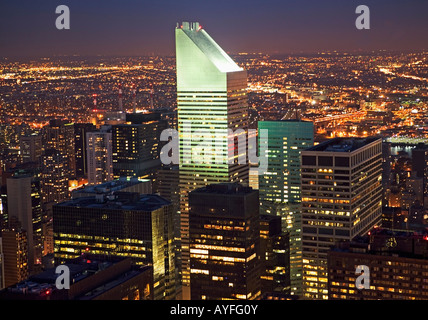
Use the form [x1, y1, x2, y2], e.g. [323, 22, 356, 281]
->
[259, 214, 290, 296]
[53, 192, 175, 300]
[6, 174, 42, 271]
[258, 119, 314, 296]
[301, 137, 383, 299]
[112, 112, 167, 180]
[176, 22, 249, 298]
[1, 228, 28, 288]
[41, 149, 69, 205]
[20, 133, 43, 165]
[86, 125, 113, 185]
[412, 143, 428, 206]
[74, 123, 96, 179]
[188, 183, 261, 300]
[328, 227, 428, 300]
[43, 119, 76, 178]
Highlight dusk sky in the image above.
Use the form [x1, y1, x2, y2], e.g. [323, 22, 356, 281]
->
[1, 0, 428, 58]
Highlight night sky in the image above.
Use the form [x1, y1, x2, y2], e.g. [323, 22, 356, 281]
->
[1, 0, 427, 58]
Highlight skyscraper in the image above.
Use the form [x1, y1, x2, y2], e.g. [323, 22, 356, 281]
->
[188, 183, 261, 300]
[86, 125, 113, 185]
[412, 143, 428, 206]
[20, 133, 43, 165]
[41, 149, 69, 205]
[6, 174, 42, 271]
[74, 123, 96, 179]
[259, 214, 290, 296]
[176, 22, 249, 298]
[300, 137, 383, 299]
[43, 119, 76, 178]
[112, 112, 167, 180]
[53, 192, 175, 300]
[258, 120, 314, 296]
[1, 228, 28, 288]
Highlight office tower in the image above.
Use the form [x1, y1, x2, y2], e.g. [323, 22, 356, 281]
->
[43, 119, 76, 178]
[112, 112, 167, 180]
[86, 125, 113, 185]
[412, 143, 428, 206]
[258, 120, 314, 297]
[381, 206, 404, 229]
[20, 133, 43, 164]
[259, 214, 290, 296]
[328, 227, 428, 300]
[188, 183, 261, 300]
[1, 228, 28, 288]
[74, 123, 96, 179]
[156, 165, 180, 289]
[156, 166, 180, 240]
[301, 137, 383, 299]
[41, 149, 69, 205]
[176, 22, 250, 298]
[53, 192, 175, 300]
[0, 255, 153, 300]
[6, 174, 42, 271]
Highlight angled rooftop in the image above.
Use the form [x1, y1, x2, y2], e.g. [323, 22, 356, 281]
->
[177, 21, 242, 73]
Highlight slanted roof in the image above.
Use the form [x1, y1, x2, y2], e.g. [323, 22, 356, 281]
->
[180, 22, 242, 73]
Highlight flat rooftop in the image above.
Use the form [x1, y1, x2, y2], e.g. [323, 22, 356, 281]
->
[305, 137, 380, 153]
[191, 183, 255, 196]
[56, 192, 170, 212]
[73, 178, 150, 196]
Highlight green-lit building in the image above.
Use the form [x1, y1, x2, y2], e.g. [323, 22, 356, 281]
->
[258, 120, 314, 297]
[175, 21, 249, 298]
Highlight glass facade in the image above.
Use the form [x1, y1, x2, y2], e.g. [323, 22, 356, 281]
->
[53, 194, 176, 300]
[258, 120, 314, 297]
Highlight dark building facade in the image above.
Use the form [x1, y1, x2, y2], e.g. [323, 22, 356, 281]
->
[0, 255, 153, 300]
[328, 227, 428, 300]
[189, 183, 261, 300]
[112, 112, 167, 180]
[259, 214, 290, 296]
[74, 123, 96, 179]
[52, 192, 175, 300]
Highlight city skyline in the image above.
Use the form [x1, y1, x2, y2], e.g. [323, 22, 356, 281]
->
[1, 3, 428, 305]
[1, 0, 428, 58]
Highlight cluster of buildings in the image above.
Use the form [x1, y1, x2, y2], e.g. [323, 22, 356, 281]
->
[0, 22, 428, 301]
